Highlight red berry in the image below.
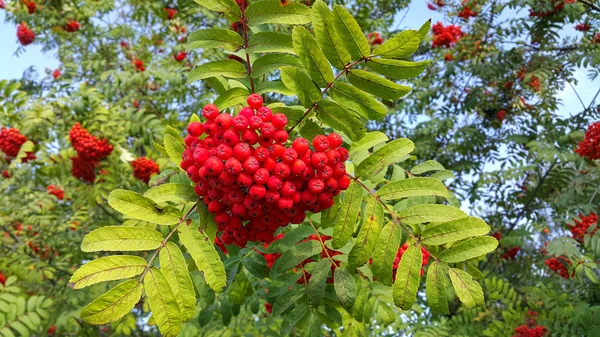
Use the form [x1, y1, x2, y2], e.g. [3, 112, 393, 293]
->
[249, 116, 263, 129]
[243, 156, 260, 173]
[282, 148, 298, 163]
[232, 115, 249, 131]
[280, 181, 296, 197]
[338, 147, 349, 161]
[240, 107, 254, 119]
[291, 159, 307, 176]
[253, 168, 270, 185]
[247, 94, 264, 109]
[237, 172, 253, 187]
[242, 129, 259, 145]
[216, 144, 233, 160]
[278, 197, 293, 211]
[267, 176, 283, 190]
[256, 106, 273, 121]
[273, 129, 289, 144]
[215, 113, 233, 130]
[313, 135, 330, 152]
[233, 143, 252, 161]
[187, 122, 203, 137]
[272, 113, 288, 129]
[205, 157, 224, 176]
[338, 175, 351, 190]
[203, 104, 219, 120]
[249, 185, 267, 200]
[311, 152, 328, 168]
[292, 138, 309, 156]
[224, 158, 242, 175]
[308, 178, 324, 194]
[274, 162, 291, 179]
[327, 133, 343, 149]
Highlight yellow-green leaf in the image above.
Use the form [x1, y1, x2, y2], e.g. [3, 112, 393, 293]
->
[392, 244, 422, 310]
[248, 32, 294, 54]
[69, 256, 147, 289]
[376, 177, 450, 201]
[159, 242, 196, 323]
[366, 59, 431, 80]
[292, 26, 335, 87]
[80, 280, 143, 325]
[448, 268, 484, 309]
[214, 87, 250, 110]
[371, 222, 402, 286]
[355, 138, 414, 180]
[329, 82, 387, 120]
[247, 0, 311, 26]
[348, 196, 384, 268]
[332, 5, 370, 60]
[438, 236, 498, 263]
[397, 204, 467, 226]
[164, 134, 184, 166]
[372, 29, 420, 59]
[316, 100, 366, 142]
[252, 54, 302, 78]
[332, 180, 363, 249]
[178, 220, 226, 292]
[193, 0, 241, 22]
[81, 226, 164, 252]
[334, 268, 356, 310]
[421, 217, 490, 245]
[307, 259, 331, 308]
[143, 183, 197, 204]
[426, 261, 449, 314]
[187, 60, 248, 84]
[347, 69, 412, 100]
[280, 66, 322, 108]
[108, 189, 182, 225]
[187, 28, 243, 51]
[349, 131, 389, 156]
[311, 0, 351, 69]
[144, 268, 182, 337]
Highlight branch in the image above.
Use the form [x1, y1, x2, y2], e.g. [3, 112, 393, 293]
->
[240, 2, 255, 93]
[287, 58, 368, 134]
[580, 0, 600, 12]
[307, 218, 337, 266]
[138, 203, 198, 282]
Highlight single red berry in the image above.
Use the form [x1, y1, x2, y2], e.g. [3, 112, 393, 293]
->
[253, 168, 270, 185]
[338, 147, 349, 161]
[317, 166, 333, 180]
[273, 129, 288, 143]
[338, 175, 351, 190]
[324, 177, 338, 192]
[215, 113, 233, 130]
[269, 144, 286, 158]
[311, 152, 328, 168]
[267, 176, 283, 190]
[240, 107, 255, 119]
[292, 138, 309, 156]
[325, 150, 341, 165]
[327, 133, 343, 149]
[237, 172, 253, 187]
[260, 122, 276, 137]
[249, 116, 263, 129]
[247, 94, 263, 109]
[216, 144, 233, 160]
[291, 159, 307, 176]
[232, 115, 249, 131]
[272, 113, 288, 129]
[301, 190, 318, 205]
[277, 197, 293, 211]
[256, 106, 273, 121]
[274, 162, 291, 178]
[308, 178, 325, 193]
[265, 190, 281, 203]
[249, 185, 267, 200]
[255, 146, 270, 162]
[187, 122, 203, 137]
[313, 135, 330, 152]
[225, 158, 242, 175]
[203, 104, 219, 120]
[282, 148, 298, 163]
[242, 129, 259, 145]
[263, 156, 277, 172]
[332, 162, 346, 178]
[205, 157, 224, 176]
[243, 156, 260, 173]
[280, 181, 296, 197]
[223, 129, 240, 145]
[233, 143, 252, 161]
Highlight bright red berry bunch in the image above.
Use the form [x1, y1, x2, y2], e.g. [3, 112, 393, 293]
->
[173, 51, 187, 62]
[296, 234, 341, 284]
[0, 127, 27, 158]
[575, 23, 591, 32]
[24, 0, 35, 13]
[0, 272, 6, 286]
[529, 0, 574, 18]
[568, 213, 598, 242]
[0, 0, 5, 9]
[131, 157, 160, 184]
[17, 22, 35, 46]
[513, 311, 548, 337]
[545, 256, 572, 279]
[501, 246, 520, 260]
[393, 243, 430, 279]
[367, 32, 383, 46]
[69, 123, 113, 182]
[182, 94, 350, 247]
[47, 184, 65, 200]
[457, 6, 477, 19]
[53, 69, 61, 79]
[575, 122, 600, 160]
[163, 7, 177, 20]
[132, 58, 145, 72]
[431, 22, 464, 48]
[64, 19, 80, 32]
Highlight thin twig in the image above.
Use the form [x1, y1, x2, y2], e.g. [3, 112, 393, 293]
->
[240, 2, 255, 93]
[307, 218, 336, 266]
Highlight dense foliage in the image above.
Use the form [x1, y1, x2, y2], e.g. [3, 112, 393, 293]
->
[1, 0, 599, 336]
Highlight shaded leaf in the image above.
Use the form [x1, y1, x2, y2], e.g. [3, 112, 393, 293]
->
[316, 100, 366, 142]
[334, 268, 356, 310]
[160, 242, 196, 322]
[332, 5, 370, 60]
[292, 26, 335, 87]
[312, 0, 351, 69]
[426, 261, 449, 314]
[448, 268, 484, 309]
[330, 82, 387, 120]
[332, 180, 363, 249]
[371, 222, 402, 285]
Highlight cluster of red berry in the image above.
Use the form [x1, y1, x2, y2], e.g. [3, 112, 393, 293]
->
[17, 22, 35, 46]
[431, 22, 464, 48]
[496, 110, 507, 123]
[64, 19, 80, 33]
[529, 0, 575, 18]
[0, 127, 28, 158]
[256, 233, 284, 268]
[513, 311, 548, 337]
[132, 57, 145, 72]
[24, 0, 35, 13]
[0, 272, 6, 286]
[457, 6, 477, 19]
[393, 243, 430, 279]
[52, 69, 61, 79]
[47, 184, 65, 200]
[131, 156, 160, 184]
[367, 32, 384, 46]
[427, 0, 445, 10]
[575, 23, 591, 32]
[69, 123, 113, 182]
[2, 170, 9, 178]
[575, 122, 600, 160]
[173, 51, 187, 62]
[0, 0, 5, 9]
[501, 246, 520, 260]
[182, 94, 350, 247]
[568, 213, 598, 242]
[163, 7, 177, 20]
[545, 256, 571, 279]
[296, 234, 341, 284]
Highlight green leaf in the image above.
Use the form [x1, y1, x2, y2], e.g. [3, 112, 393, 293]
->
[81, 226, 164, 252]
[241, 249, 269, 278]
[438, 236, 498, 263]
[332, 180, 363, 249]
[247, 0, 311, 26]
[372, 29, 420, 59]
[214, 87, 250, 110]
[143, 183, 197, 204]
[448, 268, 484, 309]
[178, 220, 227, 292]
[347, 69, 411, 100]
[280, 303, 310, 336]
[376, 177, 449, 201]
[349, 131, 389, 156]
[311, 1, 351, 69]
[272, 289, 304, 316]
[248, 32, 294, 54]
[411, 160, 445, 175]
[204, 76, 230, 95]
[69, 255, 147, 289]
[187, 28, 243, 51]
[144, 268, 182, 337]
[292, 26, 335, 87]
[348, 196, 384, 269]
[366, 59, 430, 80]
[80, 280, 143, 325]
[193, 0, 241, 22]
[355, 138, 414, 180]
[371, 222, 402, 285]
[426, 261, 449, 314]
[256, 81, 294, 96]
[164, 134, 184, 166]
[280, 66, 322, 108]
[392, 244, 422, 310]
[332, 5, 370, 60]
[187, 60, 248, 84]
[108, 189, 182, 225]
[398, 204, 468, 226]
[421, 217, 490, 245]
[160, 242, 196, 323]
[329, 83, 387, 120]
[299, 118, 325, 141]
[334, 268, 356, 310]
[271, 240, 323, 276]
[316, 100, 366, 142]
[308, 259, 332, 308]
[252, 54, 301, 78]
[418, 19, 431, 40]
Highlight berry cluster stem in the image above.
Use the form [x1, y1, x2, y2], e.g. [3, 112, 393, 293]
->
[138, 203, 198, 282]
[287, 57, 369, 134]
[345, 173, 440, 263]
[240, 3, 255, 94]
